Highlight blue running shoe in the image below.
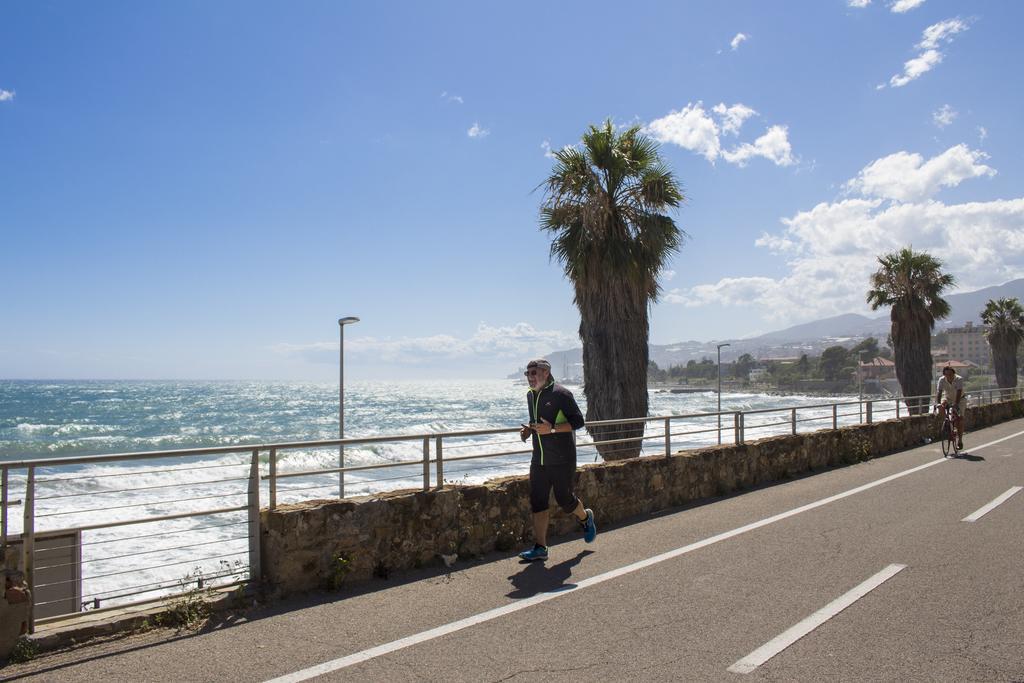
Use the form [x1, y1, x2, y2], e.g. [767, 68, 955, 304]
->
[582, 508, 597, 543]
[518, 544, 548, 561]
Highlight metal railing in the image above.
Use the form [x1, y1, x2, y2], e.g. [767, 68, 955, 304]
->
[1, 386, 1019, 632]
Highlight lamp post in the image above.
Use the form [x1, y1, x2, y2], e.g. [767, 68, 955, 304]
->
[858, 350, 870, 422]
[717, 343, 730, 444]
[338, 316, 360, 498]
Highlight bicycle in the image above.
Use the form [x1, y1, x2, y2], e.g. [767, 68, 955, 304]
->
[934, 403, 962, 457]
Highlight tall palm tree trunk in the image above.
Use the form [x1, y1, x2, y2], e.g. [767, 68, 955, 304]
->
[992, 337, 1018, 389]
[892, 315, 932, 414]
[578, 277, 648, 460]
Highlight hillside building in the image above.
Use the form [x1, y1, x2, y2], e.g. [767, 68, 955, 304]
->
[945, 322, 990, 367]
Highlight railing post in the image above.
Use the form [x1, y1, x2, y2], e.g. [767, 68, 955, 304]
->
[422, 437, 430, 491]
[1, 466, 7, 551]
[896, 398, 900, 419]
[248, 450, 261, 585]
[664, 417, 671, 457]
[866, 401, 873, 424]
[832, 404, 838, 430]
[791, 408, 797, 435]
[435, 436, 444, 489]
[269, 447, 277, 510]
[24, 466, 35, 633]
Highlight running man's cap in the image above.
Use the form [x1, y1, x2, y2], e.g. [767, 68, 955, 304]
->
[526, 359, 551, 371]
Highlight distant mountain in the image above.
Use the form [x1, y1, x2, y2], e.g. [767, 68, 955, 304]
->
[943, 278, 1024, 326]
[754, 313, 889, 342]
[537, 278, 1024, 374]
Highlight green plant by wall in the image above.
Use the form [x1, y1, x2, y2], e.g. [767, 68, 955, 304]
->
[7, 636, 39, 664]
[153, 567, 213, 630]
[328, 553, 352, 591]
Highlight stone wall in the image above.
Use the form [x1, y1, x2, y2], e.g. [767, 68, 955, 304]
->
[260, 399, 1024, 597]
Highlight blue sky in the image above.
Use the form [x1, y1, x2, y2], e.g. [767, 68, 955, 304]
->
[2, 1, 1022, 380]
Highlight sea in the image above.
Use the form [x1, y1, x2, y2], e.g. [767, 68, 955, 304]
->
[0, 380, 858, 613]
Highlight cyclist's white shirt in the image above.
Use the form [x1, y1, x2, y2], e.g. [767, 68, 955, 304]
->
[936, 374, 964, 404]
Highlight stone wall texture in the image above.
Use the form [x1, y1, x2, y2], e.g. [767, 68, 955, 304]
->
[260, 399, 1024, 597]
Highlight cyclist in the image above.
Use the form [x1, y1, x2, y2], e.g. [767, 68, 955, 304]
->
[935, 365, 965, 449]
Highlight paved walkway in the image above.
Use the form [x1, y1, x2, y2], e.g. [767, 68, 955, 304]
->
[4, 419, 1024, 682]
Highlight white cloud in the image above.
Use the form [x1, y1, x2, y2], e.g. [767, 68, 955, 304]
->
[541, 140, 575, 159]
[730, 33, 748, 51]
[886, 18, 968, 88]
[844, 144, 995, 203]
[890, 49, 943, 87]
[645, 102, 721, 162]
[646, 101, 794, 168]
[0, 89, 14, 102]
[918, 18, 968, 50]
[668, 146, 1023, 326]
[890, 0, 925, 12]
[712, 103, 757, 136]
[721, 125, 796, 167]
[848, 0, 871, 7]
[932, 104, 957, 128]
[440, 91, 463, 104]
[977, 126, 988, 142]
[272, 323, 578, 366]
[467, 122, 489, 138]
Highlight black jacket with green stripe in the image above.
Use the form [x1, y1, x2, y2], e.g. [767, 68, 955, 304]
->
[527, 380, 585, 466]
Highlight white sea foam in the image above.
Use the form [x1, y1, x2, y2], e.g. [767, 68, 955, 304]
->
[1, 380, 865, 613]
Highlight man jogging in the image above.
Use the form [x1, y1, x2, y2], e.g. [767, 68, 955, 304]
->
[517, 358, 596, 562]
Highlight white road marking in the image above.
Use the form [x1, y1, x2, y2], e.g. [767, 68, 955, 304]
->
[961, 486, 1023, 522]
[727, 564, 907, 674]
[264, 426, 1024, 683]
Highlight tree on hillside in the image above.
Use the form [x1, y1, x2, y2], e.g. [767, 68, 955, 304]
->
[735, 353, 756, 380]
[540, 120, 685, 460]
[851, 337, 880, 359]
[867, 247, 954, 413]
[981, 297, 1024, 390]
[820, 345, 849, 381]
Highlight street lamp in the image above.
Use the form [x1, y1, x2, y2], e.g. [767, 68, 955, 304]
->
[717, 343, 730, 445]
[338, 316, 360, 498]
[858, 350, 870, 422]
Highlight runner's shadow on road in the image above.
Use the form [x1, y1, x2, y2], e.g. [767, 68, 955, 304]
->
[506, 550, 593, 599]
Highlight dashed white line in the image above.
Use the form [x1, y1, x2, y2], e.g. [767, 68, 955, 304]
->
[727, 564, 908, 674]
[961, 486, 1023, 522]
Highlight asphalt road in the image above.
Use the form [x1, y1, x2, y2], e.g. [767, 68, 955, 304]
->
[5, 419, 1023, 682]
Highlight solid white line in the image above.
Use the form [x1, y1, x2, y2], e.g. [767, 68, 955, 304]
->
[958, 428, 1024, 454]
[264, 425, 1024, 683]
[727, 564, 907, 674]
[961, 486, 1023, 522]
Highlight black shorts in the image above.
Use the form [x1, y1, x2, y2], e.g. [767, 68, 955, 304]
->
[529, 462, 578, 514]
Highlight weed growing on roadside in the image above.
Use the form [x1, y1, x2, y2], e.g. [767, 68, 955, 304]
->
[328, 553, 352, 591]
[8, 636, 38, 664]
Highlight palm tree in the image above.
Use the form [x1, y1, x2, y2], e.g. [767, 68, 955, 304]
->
[981, 297, 1024, 391]
[866, 247, 954, 414]
[541, 120, 685, 459]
